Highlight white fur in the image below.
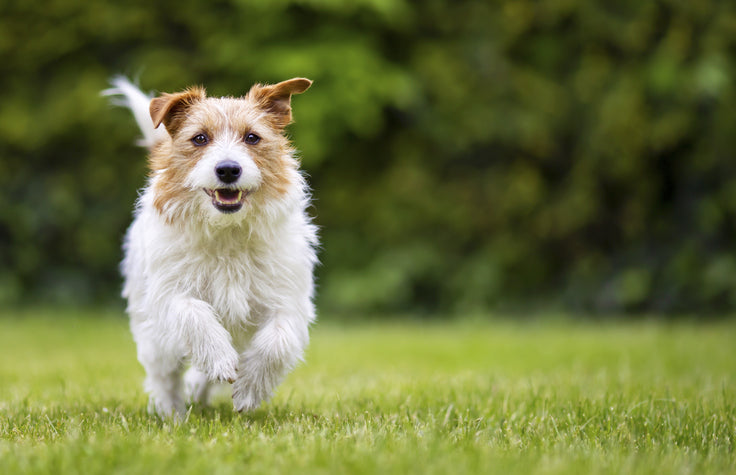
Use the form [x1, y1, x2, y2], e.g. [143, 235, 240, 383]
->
[108, 77, 318, 417]
[102, 76, 169, 147]
[185, 125, 263, 193]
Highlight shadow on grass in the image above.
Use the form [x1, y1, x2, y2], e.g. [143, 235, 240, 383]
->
[186, 400, 320, 425]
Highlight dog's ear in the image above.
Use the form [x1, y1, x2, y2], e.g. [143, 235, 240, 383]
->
[248, 78, 312, 129]
[150, 87, 206, 136]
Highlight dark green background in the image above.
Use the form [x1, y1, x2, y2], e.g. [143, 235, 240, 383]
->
[1, 0, 736, 315]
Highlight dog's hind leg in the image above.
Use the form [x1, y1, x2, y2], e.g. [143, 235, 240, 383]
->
[142, 357, 185, 418]
[134, 331, 186, 418]
[183, 367, 211, 405]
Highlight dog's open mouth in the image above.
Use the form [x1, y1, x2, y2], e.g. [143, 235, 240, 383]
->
[204, 188, 249, 213]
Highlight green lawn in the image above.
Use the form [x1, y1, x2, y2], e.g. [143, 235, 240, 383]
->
[0, 309, 734, 474]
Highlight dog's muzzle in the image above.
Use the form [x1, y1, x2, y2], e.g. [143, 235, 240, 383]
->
[205, 160, 248, 212]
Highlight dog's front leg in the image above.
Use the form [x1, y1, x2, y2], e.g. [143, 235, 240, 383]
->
[232, 315, 309, 412]
[164, 296, 239, 384]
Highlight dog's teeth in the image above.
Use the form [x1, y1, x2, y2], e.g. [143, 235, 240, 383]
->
[213, 189, 244, 205]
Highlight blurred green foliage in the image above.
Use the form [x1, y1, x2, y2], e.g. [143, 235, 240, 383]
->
[1, 0, 736, 314]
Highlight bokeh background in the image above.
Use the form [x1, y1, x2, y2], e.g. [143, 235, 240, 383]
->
[1, 0, 736, 316]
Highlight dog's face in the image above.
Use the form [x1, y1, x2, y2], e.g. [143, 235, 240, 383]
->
[147, 78, 311, 224]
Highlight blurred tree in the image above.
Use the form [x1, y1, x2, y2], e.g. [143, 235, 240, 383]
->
[1, 0, 735, 314]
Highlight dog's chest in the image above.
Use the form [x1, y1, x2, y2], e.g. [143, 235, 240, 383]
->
[182, 243, 271, 327]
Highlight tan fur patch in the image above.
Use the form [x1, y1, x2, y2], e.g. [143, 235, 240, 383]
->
[149, 140, 207, 220]
[150, 87, 206, 135]
[247, 78, 312, 130]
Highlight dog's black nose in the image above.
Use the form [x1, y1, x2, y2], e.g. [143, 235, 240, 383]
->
[215, 160, 242, 184]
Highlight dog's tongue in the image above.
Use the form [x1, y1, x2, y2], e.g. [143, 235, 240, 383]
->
[215, 189, 242, 204]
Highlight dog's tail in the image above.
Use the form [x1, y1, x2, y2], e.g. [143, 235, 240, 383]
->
[102, 76, 167, 148]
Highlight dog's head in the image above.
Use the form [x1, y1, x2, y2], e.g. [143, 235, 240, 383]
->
[147, 78, 311, 225]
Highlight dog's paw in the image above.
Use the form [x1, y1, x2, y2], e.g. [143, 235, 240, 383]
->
[148, 395, 185, 420]
[193, 344, 239, 384]
[232, 376, 270, 412]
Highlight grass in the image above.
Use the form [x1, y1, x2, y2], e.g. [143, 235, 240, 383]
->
[0, 309, 734, 474]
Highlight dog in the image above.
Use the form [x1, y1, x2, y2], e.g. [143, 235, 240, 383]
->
[104, 76, 318, 417]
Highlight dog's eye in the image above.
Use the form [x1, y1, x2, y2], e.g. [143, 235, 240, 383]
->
[244, 133, 261, 145]
[191, 133, 209, 146]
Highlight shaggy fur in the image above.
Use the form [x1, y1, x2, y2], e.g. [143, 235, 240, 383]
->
[104, 77, 317, 417]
